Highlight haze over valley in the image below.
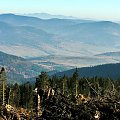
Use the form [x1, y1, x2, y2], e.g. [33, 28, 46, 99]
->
[1, 13, 120, 82]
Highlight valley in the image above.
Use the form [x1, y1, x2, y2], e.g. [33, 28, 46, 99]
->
[0, 13, 120, 83]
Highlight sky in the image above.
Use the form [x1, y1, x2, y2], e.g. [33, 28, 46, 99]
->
[0, 0, 120, 20]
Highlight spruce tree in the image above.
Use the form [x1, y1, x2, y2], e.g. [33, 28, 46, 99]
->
[71, 68, 79, 97]
[0, 67, 7, 105]
[62, 75, 67, 95]
[35, 72, 49, 90]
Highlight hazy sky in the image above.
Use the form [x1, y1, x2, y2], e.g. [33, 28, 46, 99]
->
[0, 0, 119, 20]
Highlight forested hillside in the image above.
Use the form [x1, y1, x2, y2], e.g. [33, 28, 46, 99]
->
[55, 63, 120, 79]
[0, 68, 120, 119]
[0, 51, 48, 83]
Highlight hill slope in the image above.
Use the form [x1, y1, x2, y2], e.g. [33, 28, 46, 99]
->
[0, 51, 74, 83]
[55, 63, 120, 79]
[0, 51, 49, 83]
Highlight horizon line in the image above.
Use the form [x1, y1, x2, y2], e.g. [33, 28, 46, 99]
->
[0, 12, 119, 22]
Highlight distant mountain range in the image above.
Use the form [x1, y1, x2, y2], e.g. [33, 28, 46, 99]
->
[96, 51, 120, 57]
[0, 13, 120, 73]
[24, 13, 78, 19]
[0, 14, 120, 58]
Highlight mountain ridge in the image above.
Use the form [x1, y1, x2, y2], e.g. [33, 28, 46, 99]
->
[54, 63, 120, 79]
[24, 13, 78, 19]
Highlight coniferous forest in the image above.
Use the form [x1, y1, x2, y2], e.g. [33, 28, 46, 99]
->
[0, 67, 120, 119]
[1, 1, 120, 120]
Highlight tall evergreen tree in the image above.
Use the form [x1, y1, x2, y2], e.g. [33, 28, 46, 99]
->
[62, 75, 68, 95]
[24, 82, 33, 109]
[71, 68, 79, 97]
[12, 83, 20, 108]
[0, 67, 7, 105]
[35, 72, 49, 90]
